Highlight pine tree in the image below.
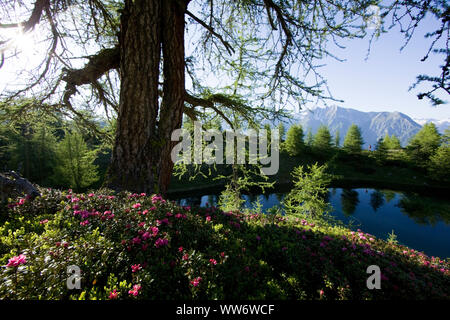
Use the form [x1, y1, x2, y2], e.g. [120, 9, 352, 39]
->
[8, 118, 58, 186]
[383, 134, 401, 149]
[278, 123, 286, 142]
[343, 124, 364, 153]
[306, 129, 314, 147]
[284, 124, 304, 156]
[334, 130, 340, 148]
[428, 133, 450, 181]
[382, 134, 391, 148]
[407, 123, 441, 164]
[389, 135, 402, 149]
[374, 137, 388, 163]
[283, 163, 332, 218]
[53, 131, 99, 191]
[313, 125, 332, 152]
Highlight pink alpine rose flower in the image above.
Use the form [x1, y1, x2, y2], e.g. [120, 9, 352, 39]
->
[6, 254, 27, 267]
[109, 290, 118, 299]
[128, 284, 142, 296]
[190, 277, 202, 287]
[132, 203, 141, 209]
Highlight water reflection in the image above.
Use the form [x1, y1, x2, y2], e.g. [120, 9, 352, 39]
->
[381, 190, 396, 203]
[396, 192, 450, 226]
[171, 187, 450, 258]
[340, 189, 359, 216]
[370, 190, 384, 212]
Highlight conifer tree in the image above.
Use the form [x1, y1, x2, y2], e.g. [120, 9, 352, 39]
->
[343, 124, 364, 153]
[53, 131, 99, 191]
[407, 123, 441, 163]
[284, 125, 305, 156]
[313, 125, 332, 152]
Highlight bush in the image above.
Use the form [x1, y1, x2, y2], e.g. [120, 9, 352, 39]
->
[0, 189, 449, 300]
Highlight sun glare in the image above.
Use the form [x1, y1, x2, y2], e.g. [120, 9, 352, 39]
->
[12, 29, 36, 55]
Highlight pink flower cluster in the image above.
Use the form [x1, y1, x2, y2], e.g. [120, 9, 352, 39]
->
[109, 289, 118, 299]
[190, 277, 202, 287]
[131, 264, 142, 273]
[152, 195, 165, 204]
[128, 284, 142, 296]
[6, 254, 27, 267]
[155, 238, 169, 248]
[80, 220, 90, 226]
[156, 218, 169, 226]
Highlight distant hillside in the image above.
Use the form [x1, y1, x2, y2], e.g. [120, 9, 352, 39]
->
[290, 106, 422, 148]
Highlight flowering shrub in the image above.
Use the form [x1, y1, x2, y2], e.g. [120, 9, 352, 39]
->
[0, 188, 449, 300]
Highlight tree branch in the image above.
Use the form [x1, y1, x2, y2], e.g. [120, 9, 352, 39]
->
[62, 46, 120, 107]
[184, 91, 234, 129]
[185, 9, 234, 55]
[0, 0, 49, 32]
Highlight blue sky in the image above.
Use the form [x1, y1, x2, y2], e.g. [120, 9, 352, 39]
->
[311, 14, 450, 120]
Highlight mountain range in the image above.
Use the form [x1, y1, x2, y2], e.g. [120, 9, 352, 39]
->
[289, 106, 449, 148]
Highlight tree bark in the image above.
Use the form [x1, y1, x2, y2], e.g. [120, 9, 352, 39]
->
[107, 0, 162, 193]
[158, 0, 187, 195]
[107, 0, 186, 195]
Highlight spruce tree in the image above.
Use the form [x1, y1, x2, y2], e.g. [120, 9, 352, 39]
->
[389, 135, 402, 149]
[278, 123, 286, 142]
[313, 125, 332, 153]
[375, 137, 388, 162]
[334, 130, 340, 148]
[53, 131, 99, 191]
[343, 124, 364, 153]
[306, 129, 314, 147]
[284, 125, 304, 156]
[407, 123, 441, 163]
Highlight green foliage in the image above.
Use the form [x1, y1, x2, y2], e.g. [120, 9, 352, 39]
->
[343, 124, 364, 153]
[387, 230, 398, 245]
[334, 130, 340, 148]
[305, 129, 314, 147]
[278, 123, 286, 142]
[340, 189, 359, 216]
[374, 137, 388, 163]
[8, 123, 58, 186]
[53, 131, 99, 191]
[283, 163, 332, 218]
[407, 123, 441, 164]
[283, 124, 304, 156]
[0, 103, 110, 189]
[312, 126, 333, 153]
[428, 144, 450, 181]
[218, 163, 274, 213]
[385, 134, 402, 149]
[1, 190, 449, 300]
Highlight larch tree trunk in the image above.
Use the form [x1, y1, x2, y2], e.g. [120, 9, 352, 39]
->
[158, 0, 187, 195]
[107, 0, 186, 195]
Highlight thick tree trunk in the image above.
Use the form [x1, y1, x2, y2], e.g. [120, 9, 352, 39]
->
[158, 0, 186, 194]
[107, 0, 186, 195]
[107, 0, 162, 193]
